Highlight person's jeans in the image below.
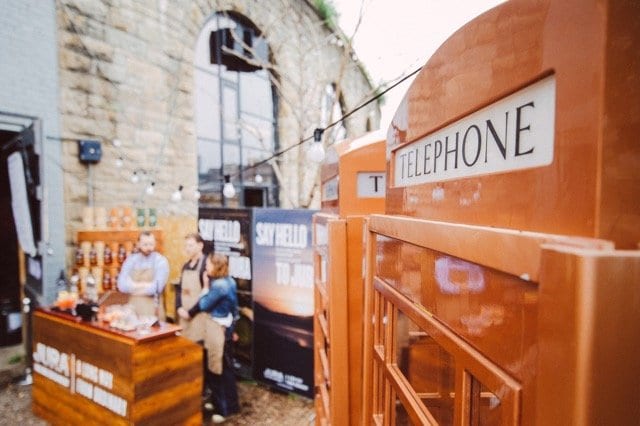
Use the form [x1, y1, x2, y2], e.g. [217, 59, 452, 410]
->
[206, 337, 239, 416]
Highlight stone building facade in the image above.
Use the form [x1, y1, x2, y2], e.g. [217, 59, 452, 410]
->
[0, 0, 63, 304]
[1, 0, 379, 303]
[57, 0, 378, 218]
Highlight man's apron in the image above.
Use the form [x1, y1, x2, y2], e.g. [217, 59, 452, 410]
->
[179, 256, 207, 342]
[128, 263, 165, 320]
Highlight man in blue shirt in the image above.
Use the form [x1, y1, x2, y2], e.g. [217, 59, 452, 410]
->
[117, 231, 169, 318]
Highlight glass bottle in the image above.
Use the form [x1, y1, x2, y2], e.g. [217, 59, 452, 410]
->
[69, 269, 80, 296]
[85, 272, 98, 303]
[102, 270, 112, 291]
[89, 246, 97, 266]
[55, 270, 67, 295]
[75, 248, 84, 267]
[148, 208, 157, 227]
[117, 244, 127, 264]
[103, 246, 113, 265]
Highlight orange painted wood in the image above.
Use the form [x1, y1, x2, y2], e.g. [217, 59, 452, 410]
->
[362, 215, 640, 425]
[321, 131, 386, 217]
[369, 214, 613, 283]
[315, 132, 386, 425]
[386, 0, 640, 249]
[32, 310, 202, 425]
[536, 247, 640, 425]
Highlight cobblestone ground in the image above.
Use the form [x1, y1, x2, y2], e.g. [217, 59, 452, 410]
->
[0, 379, 314, 426]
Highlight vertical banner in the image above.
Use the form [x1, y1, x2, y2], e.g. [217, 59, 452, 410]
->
[252, 208, 316, 398]
[198, 208, 253, 378]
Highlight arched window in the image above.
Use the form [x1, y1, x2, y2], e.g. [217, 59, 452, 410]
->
[194, 12, 278, 207]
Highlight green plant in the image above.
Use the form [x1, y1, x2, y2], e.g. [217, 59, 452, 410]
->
[8, 354, 22, 365]
[314, 0, 339, 30]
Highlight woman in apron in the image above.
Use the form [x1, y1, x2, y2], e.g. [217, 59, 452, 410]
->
[178, 253, 240, 424]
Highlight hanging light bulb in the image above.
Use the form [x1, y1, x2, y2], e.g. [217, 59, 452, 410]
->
[193, 189, 201, 200]
[307, 128, 325, 163]
[171, 185, 183, 202]
[115, 156, 124, 168]
[131, 171, 140, 183]
[145, 181, 155, 195]
[254, 173, 264, 184]
[222, 175, 236, 198]
[112, 139, 122, 147]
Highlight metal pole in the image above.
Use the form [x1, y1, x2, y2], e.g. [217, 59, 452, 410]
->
[17, 297, 33, 386]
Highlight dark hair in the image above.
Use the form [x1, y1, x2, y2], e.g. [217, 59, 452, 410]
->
[185, 233, 204, 244]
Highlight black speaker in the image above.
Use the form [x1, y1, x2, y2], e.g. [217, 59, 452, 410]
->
[78, 140, 102, 164]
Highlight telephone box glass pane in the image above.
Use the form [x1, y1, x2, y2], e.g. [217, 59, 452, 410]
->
[472, 378, 503, 425]
[395, 396, 416, 425]
[376, 237, 538, 387]
[396, 309, 455, 425]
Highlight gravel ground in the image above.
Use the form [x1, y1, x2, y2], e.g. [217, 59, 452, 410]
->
[0, 379, 314, 425]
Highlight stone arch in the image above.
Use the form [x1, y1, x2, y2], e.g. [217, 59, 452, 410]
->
[194, 10, 279, 207]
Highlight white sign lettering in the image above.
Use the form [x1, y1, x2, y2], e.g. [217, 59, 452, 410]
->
[255, 222, 308, 248]
[394, 76, 555, 186]
[229, 255, 252, 280]
[357, 172, 385, 198]
[33, 341, 126, 417]
[198, 219, 241, 243]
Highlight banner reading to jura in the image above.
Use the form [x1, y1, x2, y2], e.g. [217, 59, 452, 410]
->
[251, 208, 316, 398]
[198, 208, 253, 378]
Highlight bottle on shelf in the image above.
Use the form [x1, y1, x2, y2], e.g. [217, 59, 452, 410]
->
[75, 248, 84, 267]
[89, 245, 98, 266]
[148, 208, 157, 227]
[102, 270, 112, 291]
[85, 272, 98, 303]
[55, 270, 67, 295]
[69, 269, 80, 297]
[103, 246, 113, 265]
[117, 244, 127, 264]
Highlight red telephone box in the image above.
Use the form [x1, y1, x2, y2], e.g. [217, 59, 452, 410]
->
[363, 0, 640, 424]
[313, 131, 386, 425]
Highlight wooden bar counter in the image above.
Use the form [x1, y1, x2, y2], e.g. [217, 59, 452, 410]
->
[32, 308, 202, 425]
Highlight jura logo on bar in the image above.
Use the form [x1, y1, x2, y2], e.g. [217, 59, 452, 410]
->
[394, 76, 555, 186]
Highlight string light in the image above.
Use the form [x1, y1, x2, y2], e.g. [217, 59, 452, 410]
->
[171, 185, 183, 202]
[115, 156, 123, 168]
[222, 175, 236, 198]
[193, 189, 201, 200]
[145, 181, 155, 195]
[254, 174, 264, 184]
[224, 67, 422, 181]
[307, 128, 325, 163]
[131, 171, 140, 183]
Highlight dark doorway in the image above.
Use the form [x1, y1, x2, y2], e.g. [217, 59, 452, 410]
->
[0, 125, 39, 346]
[244, 187, 267, 207]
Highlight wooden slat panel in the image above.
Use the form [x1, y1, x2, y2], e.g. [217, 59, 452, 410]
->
[32, 375, 130, 426]
[131, 379, 202, 425]
[369, 215, 613, 282]
[32, 311, 202, 425]
[33, 311, 135, 399]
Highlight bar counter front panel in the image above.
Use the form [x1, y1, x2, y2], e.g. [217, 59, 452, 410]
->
[31, 309, 202, 425]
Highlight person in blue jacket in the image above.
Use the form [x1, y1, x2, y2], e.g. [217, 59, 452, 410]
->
[178, 252, 239, 424]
